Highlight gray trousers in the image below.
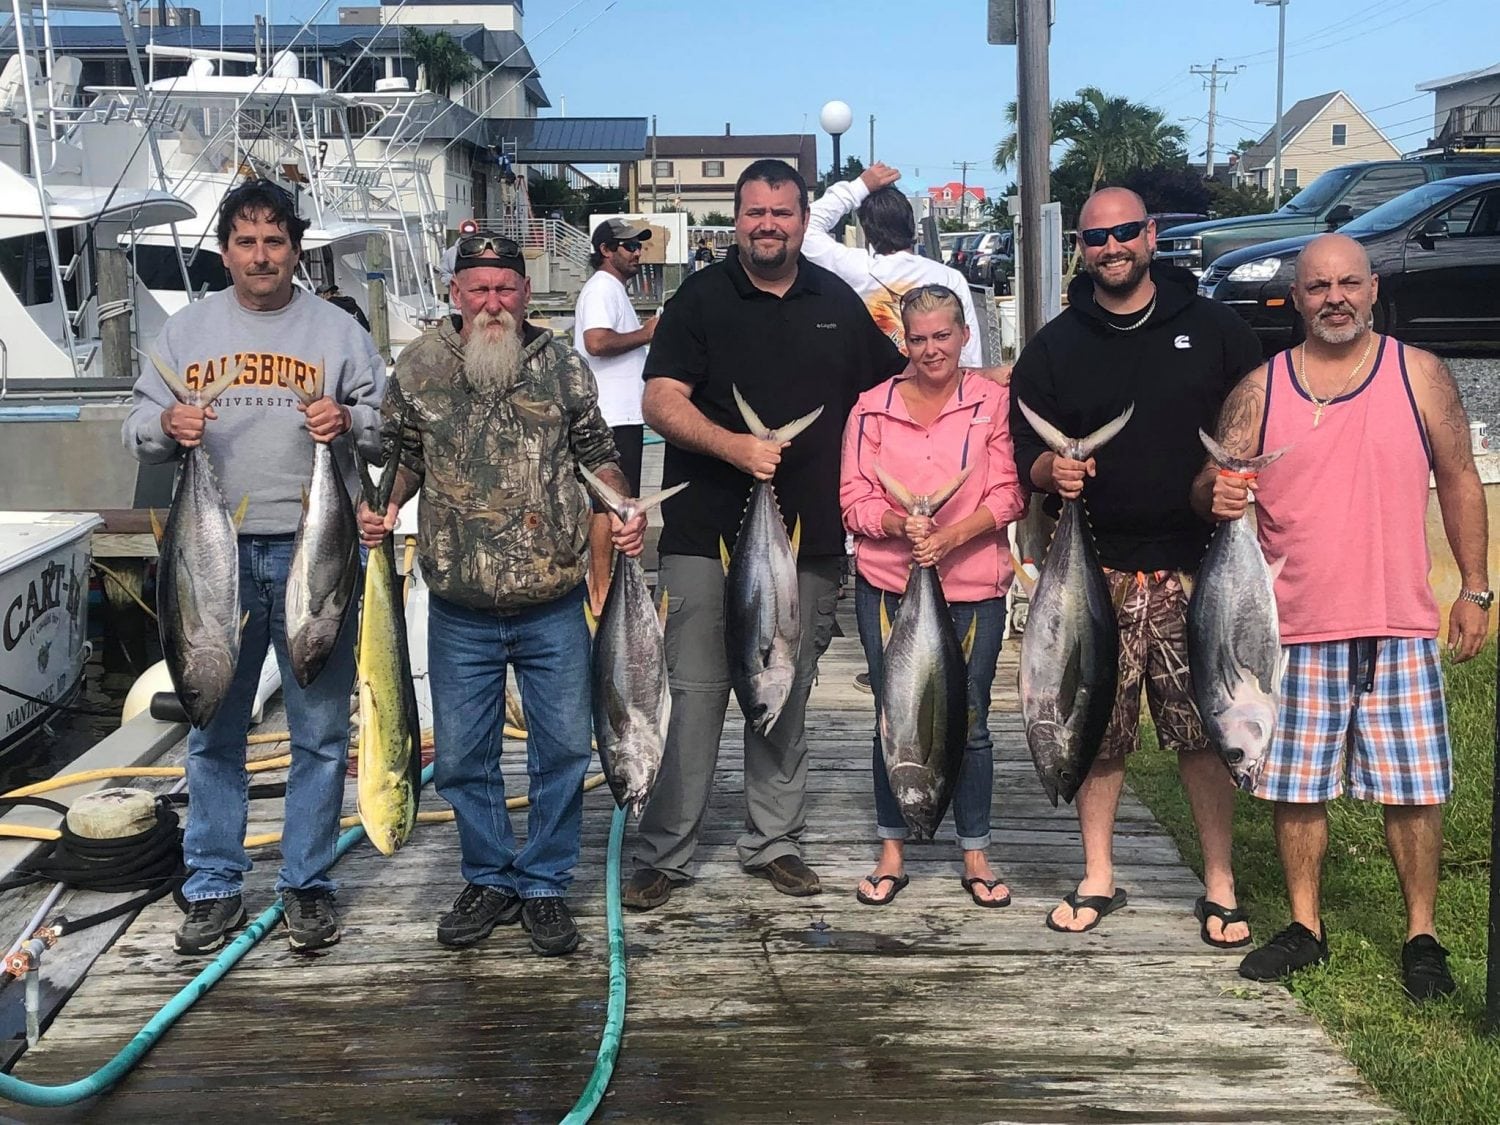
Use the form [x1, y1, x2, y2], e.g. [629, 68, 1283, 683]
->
[632, 553, 842, 877]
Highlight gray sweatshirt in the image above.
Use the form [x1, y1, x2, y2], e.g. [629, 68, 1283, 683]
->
[123, 287, 386, 535]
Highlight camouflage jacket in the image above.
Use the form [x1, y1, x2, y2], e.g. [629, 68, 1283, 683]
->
[382, 318, 618, 613]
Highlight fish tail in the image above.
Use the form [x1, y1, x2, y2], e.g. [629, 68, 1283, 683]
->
[732, 384, 770, 438]
[874, 465, 918, 514]
[1198, 429, 1286, 475]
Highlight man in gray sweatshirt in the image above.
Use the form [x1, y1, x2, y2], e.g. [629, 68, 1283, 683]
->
[123, 179, 385, 956]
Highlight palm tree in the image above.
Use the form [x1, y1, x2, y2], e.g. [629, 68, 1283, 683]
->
[403, 29, 479, 99]
[994, 87, 1187, 196]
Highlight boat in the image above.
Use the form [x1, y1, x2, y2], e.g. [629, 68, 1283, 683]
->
[0, 511, 102, 754]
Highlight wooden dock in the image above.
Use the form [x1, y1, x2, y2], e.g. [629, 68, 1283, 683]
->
[4, 606, 1395, 1123]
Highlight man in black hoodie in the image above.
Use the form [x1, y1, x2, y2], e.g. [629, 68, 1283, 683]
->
[1010, 187, 1263, 944]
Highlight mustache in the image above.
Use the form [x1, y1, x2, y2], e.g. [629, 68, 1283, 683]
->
[1318, 305, 1353, 318]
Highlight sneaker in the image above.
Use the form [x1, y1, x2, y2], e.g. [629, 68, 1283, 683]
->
[1238, 921, 1328, 982]
[437, 883, 523, 948]
[1401, 934, 1456, 1002]
[853, 672, 872, 694]
[174, 894, 246, 956]
[281, 888, 341, 952]
[522, 896, 580, 956]
[622, 868, 674, 912]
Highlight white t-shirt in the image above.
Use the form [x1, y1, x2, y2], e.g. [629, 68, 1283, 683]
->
[803, 178, 985, 368]
[573, 270, 645, 426]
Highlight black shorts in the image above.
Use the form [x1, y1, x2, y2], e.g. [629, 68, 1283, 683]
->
[611, 424, 644, 496]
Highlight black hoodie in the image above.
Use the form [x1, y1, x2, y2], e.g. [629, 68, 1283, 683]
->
[1009, 263, 1263, 573]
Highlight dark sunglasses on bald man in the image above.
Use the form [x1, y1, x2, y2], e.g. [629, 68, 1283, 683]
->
[1079, 220, 1150, 248]
[457, 234, 522, 258]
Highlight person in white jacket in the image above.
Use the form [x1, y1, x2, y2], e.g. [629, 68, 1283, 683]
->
[803, 163, 984, 368]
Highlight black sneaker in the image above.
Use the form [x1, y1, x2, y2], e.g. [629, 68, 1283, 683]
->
[174, 894, 246, 956]
[1401, 934, 1456, 1002]
[522, 896, 580, 956]
[437, 883, 522, 948]
[281, 888, 341, 952]
[1238, 921, 1328, 982]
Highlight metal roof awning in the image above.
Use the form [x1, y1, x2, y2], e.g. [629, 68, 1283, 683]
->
[485, 117, 647, 163]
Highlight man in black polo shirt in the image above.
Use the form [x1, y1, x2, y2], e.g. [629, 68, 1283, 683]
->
[625, 159, 907, 910]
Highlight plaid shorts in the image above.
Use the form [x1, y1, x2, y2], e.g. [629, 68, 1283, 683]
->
[1098, 569, 1213, 759]
[1256, 637, 1451, 805]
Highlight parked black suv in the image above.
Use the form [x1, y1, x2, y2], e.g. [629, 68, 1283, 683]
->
[1199, 173, 1500, 349]
[965, 231, 1013, 292]
[1157, 156, 1500, 274]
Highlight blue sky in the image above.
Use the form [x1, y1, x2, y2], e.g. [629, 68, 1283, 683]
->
[51, 0, 1500, 193]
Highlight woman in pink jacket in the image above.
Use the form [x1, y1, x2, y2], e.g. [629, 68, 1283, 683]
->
[839, 285, 1026, 907]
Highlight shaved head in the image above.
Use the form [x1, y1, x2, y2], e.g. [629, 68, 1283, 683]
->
[1293, 233, 1379, 346]
[1078, 186, 1148, 229]
[1295, 233, 1372, 286]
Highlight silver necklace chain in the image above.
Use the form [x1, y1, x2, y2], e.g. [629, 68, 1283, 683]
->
[1105, 290, 1158, 332]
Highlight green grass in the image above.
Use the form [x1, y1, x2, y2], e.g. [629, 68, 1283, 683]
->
[1129, 641, 1500, 1125]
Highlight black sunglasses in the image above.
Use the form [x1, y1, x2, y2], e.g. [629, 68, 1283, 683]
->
[1079, 220, 1150, 248]
[612, 239, 643, 253]
[899, 283, 958, 308]
[457, 234, 521, 258]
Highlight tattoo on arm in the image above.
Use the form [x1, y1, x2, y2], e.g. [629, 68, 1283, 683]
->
[1214, 369, 1268, 458]
[1422, 355, 1473, 469]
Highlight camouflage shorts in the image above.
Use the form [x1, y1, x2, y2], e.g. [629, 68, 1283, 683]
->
[1098, 569, 1213, 759]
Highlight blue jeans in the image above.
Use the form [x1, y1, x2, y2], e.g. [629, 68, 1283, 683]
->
[183, 536, 356, 901]
[854, 575, 1005, 849]
[428, 588, 592, 898]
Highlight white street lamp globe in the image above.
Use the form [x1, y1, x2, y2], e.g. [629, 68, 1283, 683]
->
[819, 100, 853, 136]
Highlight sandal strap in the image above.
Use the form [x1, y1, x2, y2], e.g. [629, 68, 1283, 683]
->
[1199, 898, 1249, 925]
[1064, 890, 1120, 914]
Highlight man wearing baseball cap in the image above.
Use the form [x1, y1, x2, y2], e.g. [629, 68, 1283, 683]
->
[359, 233, 645, 957]
[575, 217, 658, 610]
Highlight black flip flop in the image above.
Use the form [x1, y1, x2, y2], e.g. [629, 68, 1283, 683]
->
[961, 876, 1012, 908]
[1194, 895, 1253, 949]
[1045, 887, 1127, 933]
[855, 873, 909, 906]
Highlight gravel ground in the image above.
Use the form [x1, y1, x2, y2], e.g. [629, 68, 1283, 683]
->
[1438, 346, 1500, 440]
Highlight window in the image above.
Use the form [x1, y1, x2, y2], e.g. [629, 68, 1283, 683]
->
[1331, 123, 1347, 146]
[652, 160, 673, 178]
[1283, 168, 1299, 190]
[1341, 165, 1428, 216]
[701, 160, 724, 177]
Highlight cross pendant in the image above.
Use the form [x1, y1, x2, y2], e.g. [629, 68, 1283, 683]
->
[1312, 404, 1324, 427]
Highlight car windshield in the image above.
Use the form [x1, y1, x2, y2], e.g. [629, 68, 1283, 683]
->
[1340, 180, 1469, 236]
[1278, 167, 1359, 215]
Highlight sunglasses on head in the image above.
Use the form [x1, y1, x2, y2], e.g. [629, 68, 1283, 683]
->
[898, 283, 958, 308]
[1079, 220, 1150, 248]
[457, 235, 521, 258]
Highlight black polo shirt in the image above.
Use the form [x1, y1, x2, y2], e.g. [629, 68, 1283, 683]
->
[644, 246, 907, 559]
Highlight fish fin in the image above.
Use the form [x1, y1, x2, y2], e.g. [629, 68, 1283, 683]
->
[636, 480, 689, 512]
[1008, 551, 1036, 597]
[1179, 571, 1195, 600]
[583, 598, 598, 637]
[577, 462, 627, 516]
[961, 614, 977, 661]
[1199, 429, 1287, 475]
[658, 587, 670, 630]
[301, 485, 310, 512]
[925, 466, 973, 515]
[772, 404, 825, 445]
[790, 517, 802, 560]
[874, 465, 918, 514]
[719, 536, 731, 575]
[315, 356, 327, 401]
[199, 358, 248, 408]
[879, 593, 892, 645]
[150, 352, 193, 404]
[1075, 403, 1135, 459]
[240, 610, 250, 632]
[148, 507, 165, 546]
[233, 494, 250, 528]
[732, 384, 770, 439]
[1266, 554, 1287, 582]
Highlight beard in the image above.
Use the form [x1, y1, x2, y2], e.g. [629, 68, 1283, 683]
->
[1308, 304, 1373, 345]
[1087, 248, 1151, 296]
[744, 232, 790, 271]
[464, 309, 524, 389]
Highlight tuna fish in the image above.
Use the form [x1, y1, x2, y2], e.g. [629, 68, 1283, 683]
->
[1186, 431, 1288, 793]
[873, 467, 975, 840]
[285, 362, 360, 688]
[355, 438, 423, 855]
[722, 387, 823, 735]
[150, 355, 247, 730]
[1016, 400, 1133, 807]
[578, 465, 688, 818]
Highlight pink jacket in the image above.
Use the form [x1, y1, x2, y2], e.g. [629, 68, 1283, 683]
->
[840, 372, 1025, 602]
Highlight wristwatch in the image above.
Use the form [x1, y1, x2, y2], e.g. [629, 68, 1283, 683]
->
[1458, 588, 1495, 611]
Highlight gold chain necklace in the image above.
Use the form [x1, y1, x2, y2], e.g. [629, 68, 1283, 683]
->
[1296, 331, 1376, 427]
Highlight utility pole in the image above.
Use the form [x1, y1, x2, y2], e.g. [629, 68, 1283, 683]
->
[955, 159, 976, 226]
[1016, 0, 1050, 344]
[1256, 0, 1290, 207]
[650, 114, 658, 212]
[1190, 58, 1242, 178]
[869, 114, 875, 165]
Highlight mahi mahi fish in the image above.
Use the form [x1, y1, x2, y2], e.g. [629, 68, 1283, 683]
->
[150, 355, 247, 729]
[578, 465, 688, 818]
[1186, 431, 1288, 793]
[874, 466, 975, 840]
[285, 360, 360, 688]
[1017, 400, 1133, 806]
[355, 437, 422, 855]
[722, 386, 824, 735]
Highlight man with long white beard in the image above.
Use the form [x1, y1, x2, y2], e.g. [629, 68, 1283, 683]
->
[1196, 233, 1491, 1001]
[359, 237, 645, 957]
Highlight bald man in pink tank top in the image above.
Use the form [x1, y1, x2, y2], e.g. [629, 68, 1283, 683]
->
[1193, 233, 1491, 1002]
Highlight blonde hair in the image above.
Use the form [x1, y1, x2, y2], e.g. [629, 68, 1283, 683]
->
[899, 284, 966, 332]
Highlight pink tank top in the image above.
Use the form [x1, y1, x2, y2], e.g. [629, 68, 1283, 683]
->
[1254, 335, 1439, 644]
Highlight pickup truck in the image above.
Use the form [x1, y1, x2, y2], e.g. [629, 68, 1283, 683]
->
[1155, 157, 1500, 274]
